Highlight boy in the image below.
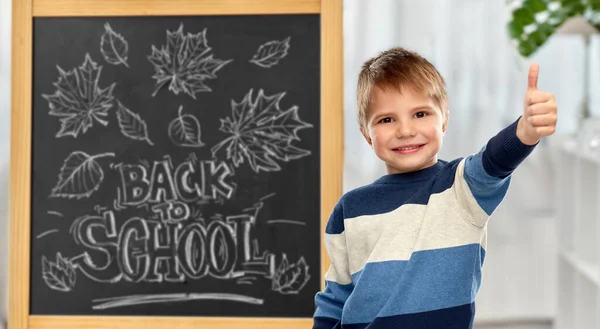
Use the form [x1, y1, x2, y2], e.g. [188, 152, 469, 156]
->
[312, 47, 558, 329]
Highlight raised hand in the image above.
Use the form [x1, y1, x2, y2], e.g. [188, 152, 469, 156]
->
[516, 63, 558, 145]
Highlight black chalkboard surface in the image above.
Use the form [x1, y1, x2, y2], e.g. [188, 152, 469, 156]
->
[31, 14, 320, 317]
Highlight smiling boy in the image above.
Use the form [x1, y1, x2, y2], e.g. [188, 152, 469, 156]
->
[312, 47, 558, 329]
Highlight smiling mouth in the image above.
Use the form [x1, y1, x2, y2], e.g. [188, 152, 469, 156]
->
[392, 144, 425, 154]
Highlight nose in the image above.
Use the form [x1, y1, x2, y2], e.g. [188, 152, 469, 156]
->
[395, 120, 416, 138]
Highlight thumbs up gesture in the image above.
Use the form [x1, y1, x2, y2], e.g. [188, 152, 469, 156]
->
[516, 63, 558, 145]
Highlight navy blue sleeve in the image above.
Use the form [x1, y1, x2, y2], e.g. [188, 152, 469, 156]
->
[481, 116, 537, 178]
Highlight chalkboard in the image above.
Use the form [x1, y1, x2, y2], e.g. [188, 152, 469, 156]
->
[30, 14, 321, 318]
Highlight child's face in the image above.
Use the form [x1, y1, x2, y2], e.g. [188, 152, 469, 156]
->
[361, 86, 447, 175]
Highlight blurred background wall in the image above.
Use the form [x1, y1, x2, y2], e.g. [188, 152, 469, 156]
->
[343, 0, 592, 328]
[343, 0, 600, 328]
[1, 0, 12, 328]
[0, 0, 598, 328]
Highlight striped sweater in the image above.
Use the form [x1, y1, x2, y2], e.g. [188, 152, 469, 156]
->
[313, 118, 537, 329]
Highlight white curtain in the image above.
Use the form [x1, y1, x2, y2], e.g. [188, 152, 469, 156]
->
[342, 0, 586, 322]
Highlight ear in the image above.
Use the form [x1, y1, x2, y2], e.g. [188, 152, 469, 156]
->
[441, 110, 449, 136]
[360, 126, 373, 147]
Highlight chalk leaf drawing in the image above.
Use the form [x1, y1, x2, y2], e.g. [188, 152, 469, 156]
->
[100, 22, 129, 68]
[50, 151, 115, 199]
[42, 252, 76, 292]
[42, 53, 116, 138]
[148, 24, 232, 99]
[116, 101, 154, 146]
[272, 254, 310, 294]
[168, 105, 205, 147]
[211, 89, 312, 173]
[249, 37, 291, 68]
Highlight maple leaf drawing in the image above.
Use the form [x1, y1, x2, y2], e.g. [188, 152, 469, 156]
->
[271, 254, 310, 294]
[210, 89, 313, 173]
[42, 53, 116, 138]
[147, 24, 232, 99]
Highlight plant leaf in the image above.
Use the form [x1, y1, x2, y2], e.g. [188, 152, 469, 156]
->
[518, 37, 537, 57]
[211, 89, 313, 173]
[528, 29, 547, 47]
[168, 105, 205, 147]
[506, 0, 585, 57]
[249, 37, 291, 68]
[560, 0, 586, 15]
[50, 151, 114, 199]
[116, 101, 154, 145]
[147, 23, 232, 99]
[42, 253, 76, 292]
[512, 7, 536, 25]
[507, 20, 524, 39]
[523, 0, 547, 13]
[536, 22, 555, 37]
[100, 22, 129, 68]
[42, 53, 116, 138]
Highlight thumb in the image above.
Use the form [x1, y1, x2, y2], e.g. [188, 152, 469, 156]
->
[527, 62, 539, 90]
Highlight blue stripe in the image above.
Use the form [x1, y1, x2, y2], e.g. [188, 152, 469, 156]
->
[339, 159, 462, 220]
[325, 202, 345, 234]
[342, 244, 485, 324]
[463, 149, 511, 215]
[314, 280, 354, 319]
[313, 316, 342, 329]
[342, 302, 475, 329]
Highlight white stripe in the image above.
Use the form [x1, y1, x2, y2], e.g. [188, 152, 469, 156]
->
[324, 232, 352, 284]
[344, 181, 488, 275]
[452, 157, 491, 228]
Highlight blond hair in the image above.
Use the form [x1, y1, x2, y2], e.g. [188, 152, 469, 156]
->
[357, 47, 448, 130]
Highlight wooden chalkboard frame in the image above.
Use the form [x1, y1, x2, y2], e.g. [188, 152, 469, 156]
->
[9, 1, 343, 328]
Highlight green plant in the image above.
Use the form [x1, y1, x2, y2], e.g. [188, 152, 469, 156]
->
[507, 0, 600, 57]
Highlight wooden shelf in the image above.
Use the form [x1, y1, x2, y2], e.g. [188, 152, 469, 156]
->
[550, 134, 600, 329]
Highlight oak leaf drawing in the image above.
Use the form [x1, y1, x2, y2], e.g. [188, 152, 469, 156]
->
[147, 24, 232, 99]
[272, 254, 310, 294]
[210, 89, 313, 173]
[42, 53, 116, 138]
[50, 151, 114, 199]
[42, 252, 76, 292]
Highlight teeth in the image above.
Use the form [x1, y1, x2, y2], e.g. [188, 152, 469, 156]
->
[398, 145, 420, 151]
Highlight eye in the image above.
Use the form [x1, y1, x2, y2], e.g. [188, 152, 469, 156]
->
[379, 117, 393, 124]
[414, 111, 428, 119]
